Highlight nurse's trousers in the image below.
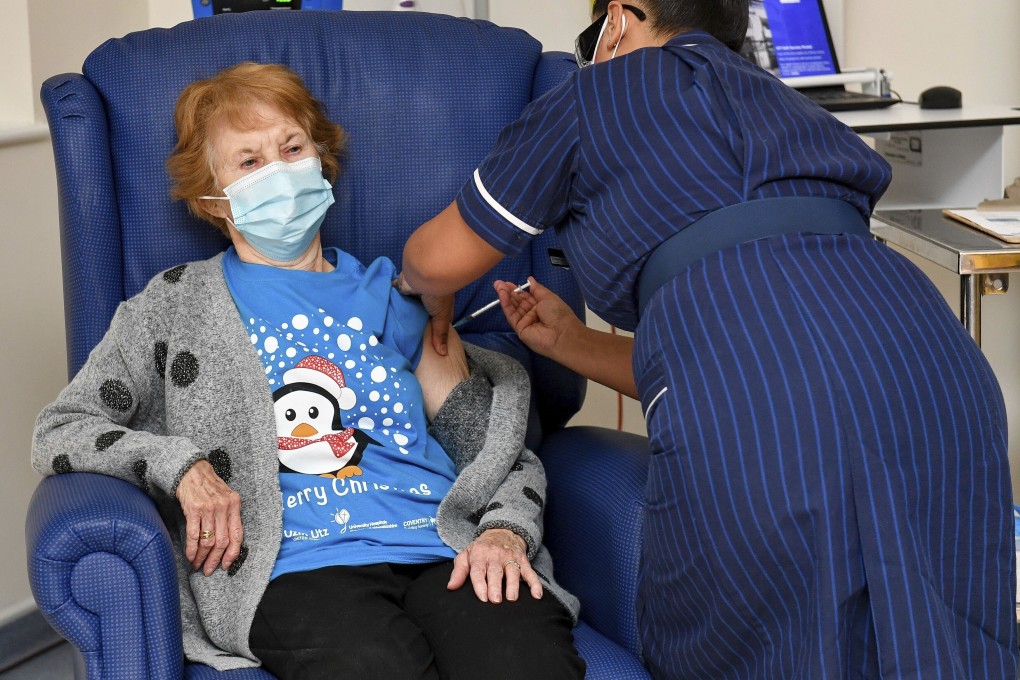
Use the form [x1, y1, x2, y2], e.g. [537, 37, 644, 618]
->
[632, 234, 1018, 680]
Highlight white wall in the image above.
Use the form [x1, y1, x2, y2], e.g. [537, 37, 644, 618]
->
[0, 2, 34, 124]
[2, 0, 1018, 621]
[489, 1, 589, 53]
[0, 138, 65, 622]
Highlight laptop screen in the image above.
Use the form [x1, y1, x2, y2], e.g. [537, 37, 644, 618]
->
[740, 0, 840, 78]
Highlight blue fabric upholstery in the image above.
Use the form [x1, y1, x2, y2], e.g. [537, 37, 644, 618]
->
[26, 473, 186, 679]
[31, 10, 649, 679]
[542, 426, 650, 660]
[572, 622, 652, 680]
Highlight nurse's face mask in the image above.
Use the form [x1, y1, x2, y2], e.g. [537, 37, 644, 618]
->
[201, 156, 335, 262]
[574, 3, 647, 67]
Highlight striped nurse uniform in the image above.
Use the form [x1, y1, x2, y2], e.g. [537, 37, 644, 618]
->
[455, 30, 1018, 680]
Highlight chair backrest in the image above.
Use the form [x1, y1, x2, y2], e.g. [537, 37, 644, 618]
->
[42, 10, 584, 441]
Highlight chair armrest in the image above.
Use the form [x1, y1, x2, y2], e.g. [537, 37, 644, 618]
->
[540, 426, 649, 659]
[184, 664, 276, 679]
[26, 472, 184, 680]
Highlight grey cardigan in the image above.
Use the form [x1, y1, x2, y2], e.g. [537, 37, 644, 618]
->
[32, 254, 579, 671]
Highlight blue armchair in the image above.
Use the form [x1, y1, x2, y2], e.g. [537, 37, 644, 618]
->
[27, 10, 651, 679]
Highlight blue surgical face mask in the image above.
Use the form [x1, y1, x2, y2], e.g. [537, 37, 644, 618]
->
[202, 157, 335, 262]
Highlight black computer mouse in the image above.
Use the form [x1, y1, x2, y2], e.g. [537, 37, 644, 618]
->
[919, 86, 962, 109]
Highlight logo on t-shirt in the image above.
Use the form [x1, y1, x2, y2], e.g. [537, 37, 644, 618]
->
[272, 355, 380, 478]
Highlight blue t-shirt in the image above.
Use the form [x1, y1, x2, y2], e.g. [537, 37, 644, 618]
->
[222, 247, 458, 580]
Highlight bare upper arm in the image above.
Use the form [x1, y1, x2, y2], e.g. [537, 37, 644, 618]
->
[415, 320, 470, 421]
[402, 201, 505, 296]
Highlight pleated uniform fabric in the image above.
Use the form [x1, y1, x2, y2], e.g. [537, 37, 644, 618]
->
[633, 234, 1017, 679]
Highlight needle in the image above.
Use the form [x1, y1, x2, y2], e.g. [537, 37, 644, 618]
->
[452, 281, 532, 329]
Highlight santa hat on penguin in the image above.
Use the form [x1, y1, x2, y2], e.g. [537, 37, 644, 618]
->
[283, 356, 357, 411]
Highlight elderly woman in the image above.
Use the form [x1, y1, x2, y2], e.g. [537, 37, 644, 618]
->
[32, 62, 584, 680]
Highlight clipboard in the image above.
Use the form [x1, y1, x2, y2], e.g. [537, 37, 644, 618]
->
[942, 208, 1020, 243]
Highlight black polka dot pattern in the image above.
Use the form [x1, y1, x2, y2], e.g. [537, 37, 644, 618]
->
[163, 264, 187, 284]
[510, 462, 524, 473]
[522, 487, 544, 509]
[95, 430, 126, 452]
[132, 460, 150, 494]
[154, 341, 168, 378]
[170, 352, 199, 388]
[470, 501, 504, 524]
[100, 379, 133, 412]
[208, 449, 232, 484]
[228, 545, 248, 577]
[52, 454, 73, 475]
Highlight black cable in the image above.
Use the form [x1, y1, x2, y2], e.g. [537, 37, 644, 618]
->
[890, 90, 917, 105]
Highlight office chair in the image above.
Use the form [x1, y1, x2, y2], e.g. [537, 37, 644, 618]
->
[28, 10, 651, 679]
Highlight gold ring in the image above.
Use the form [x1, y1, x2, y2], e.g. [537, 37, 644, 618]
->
[503, 559, 521, 571]
[200, 530, 215, 540]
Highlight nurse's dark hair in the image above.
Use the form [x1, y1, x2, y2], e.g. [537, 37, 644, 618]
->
[592, 0, 749, 52]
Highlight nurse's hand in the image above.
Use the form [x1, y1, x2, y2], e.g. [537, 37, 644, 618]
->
[448, 528, 543, 604]
[395, 272, 454, 356]
[415, 320, 469, 421]
[495, 277, 585, 362]
[497, 277, 640, 398]
[421, 293, 455, 356]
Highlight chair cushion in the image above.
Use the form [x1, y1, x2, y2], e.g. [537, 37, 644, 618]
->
[186, 664, 276, 679]
[573, 622, 652, 679]
[541, 426, 650, 658]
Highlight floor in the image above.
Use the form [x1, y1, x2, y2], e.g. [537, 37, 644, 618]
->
[0, 642, 75, 680]
[6, 641, 1020, 680]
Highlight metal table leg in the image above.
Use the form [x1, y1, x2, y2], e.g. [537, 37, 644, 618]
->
[961, 274, 981, 346]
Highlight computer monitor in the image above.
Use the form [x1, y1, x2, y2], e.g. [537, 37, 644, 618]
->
[739, 0, 897, 111]
[740, 0, 840, 79]
[192, 0, 342, 19]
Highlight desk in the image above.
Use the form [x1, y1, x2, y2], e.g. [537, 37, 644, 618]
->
[834, 105, 1020, 210]
[872, 209, 1020, 346]
[835, 105, 1020, 346]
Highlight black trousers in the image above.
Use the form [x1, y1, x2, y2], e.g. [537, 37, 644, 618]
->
[248, 561, 585, 680]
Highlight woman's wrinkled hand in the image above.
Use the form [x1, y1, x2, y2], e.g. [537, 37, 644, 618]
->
[448, 528, 543, 604]
[176, 459, 243, 576]
[494, 277, 584, 362]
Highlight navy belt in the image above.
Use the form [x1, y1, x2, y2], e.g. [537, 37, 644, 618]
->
[637, 197, 870, 316]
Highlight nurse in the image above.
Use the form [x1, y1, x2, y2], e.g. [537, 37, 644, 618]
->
[399, 1, 1018, 678]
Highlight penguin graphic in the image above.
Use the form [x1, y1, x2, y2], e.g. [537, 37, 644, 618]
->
[273, 356, 378, 479]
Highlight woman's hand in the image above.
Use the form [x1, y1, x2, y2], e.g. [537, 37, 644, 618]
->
[448, 528, 543, 603]
[495, 277, 585, 362]
[415, 320, 470, 421]
[176, 459, 243, 576]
